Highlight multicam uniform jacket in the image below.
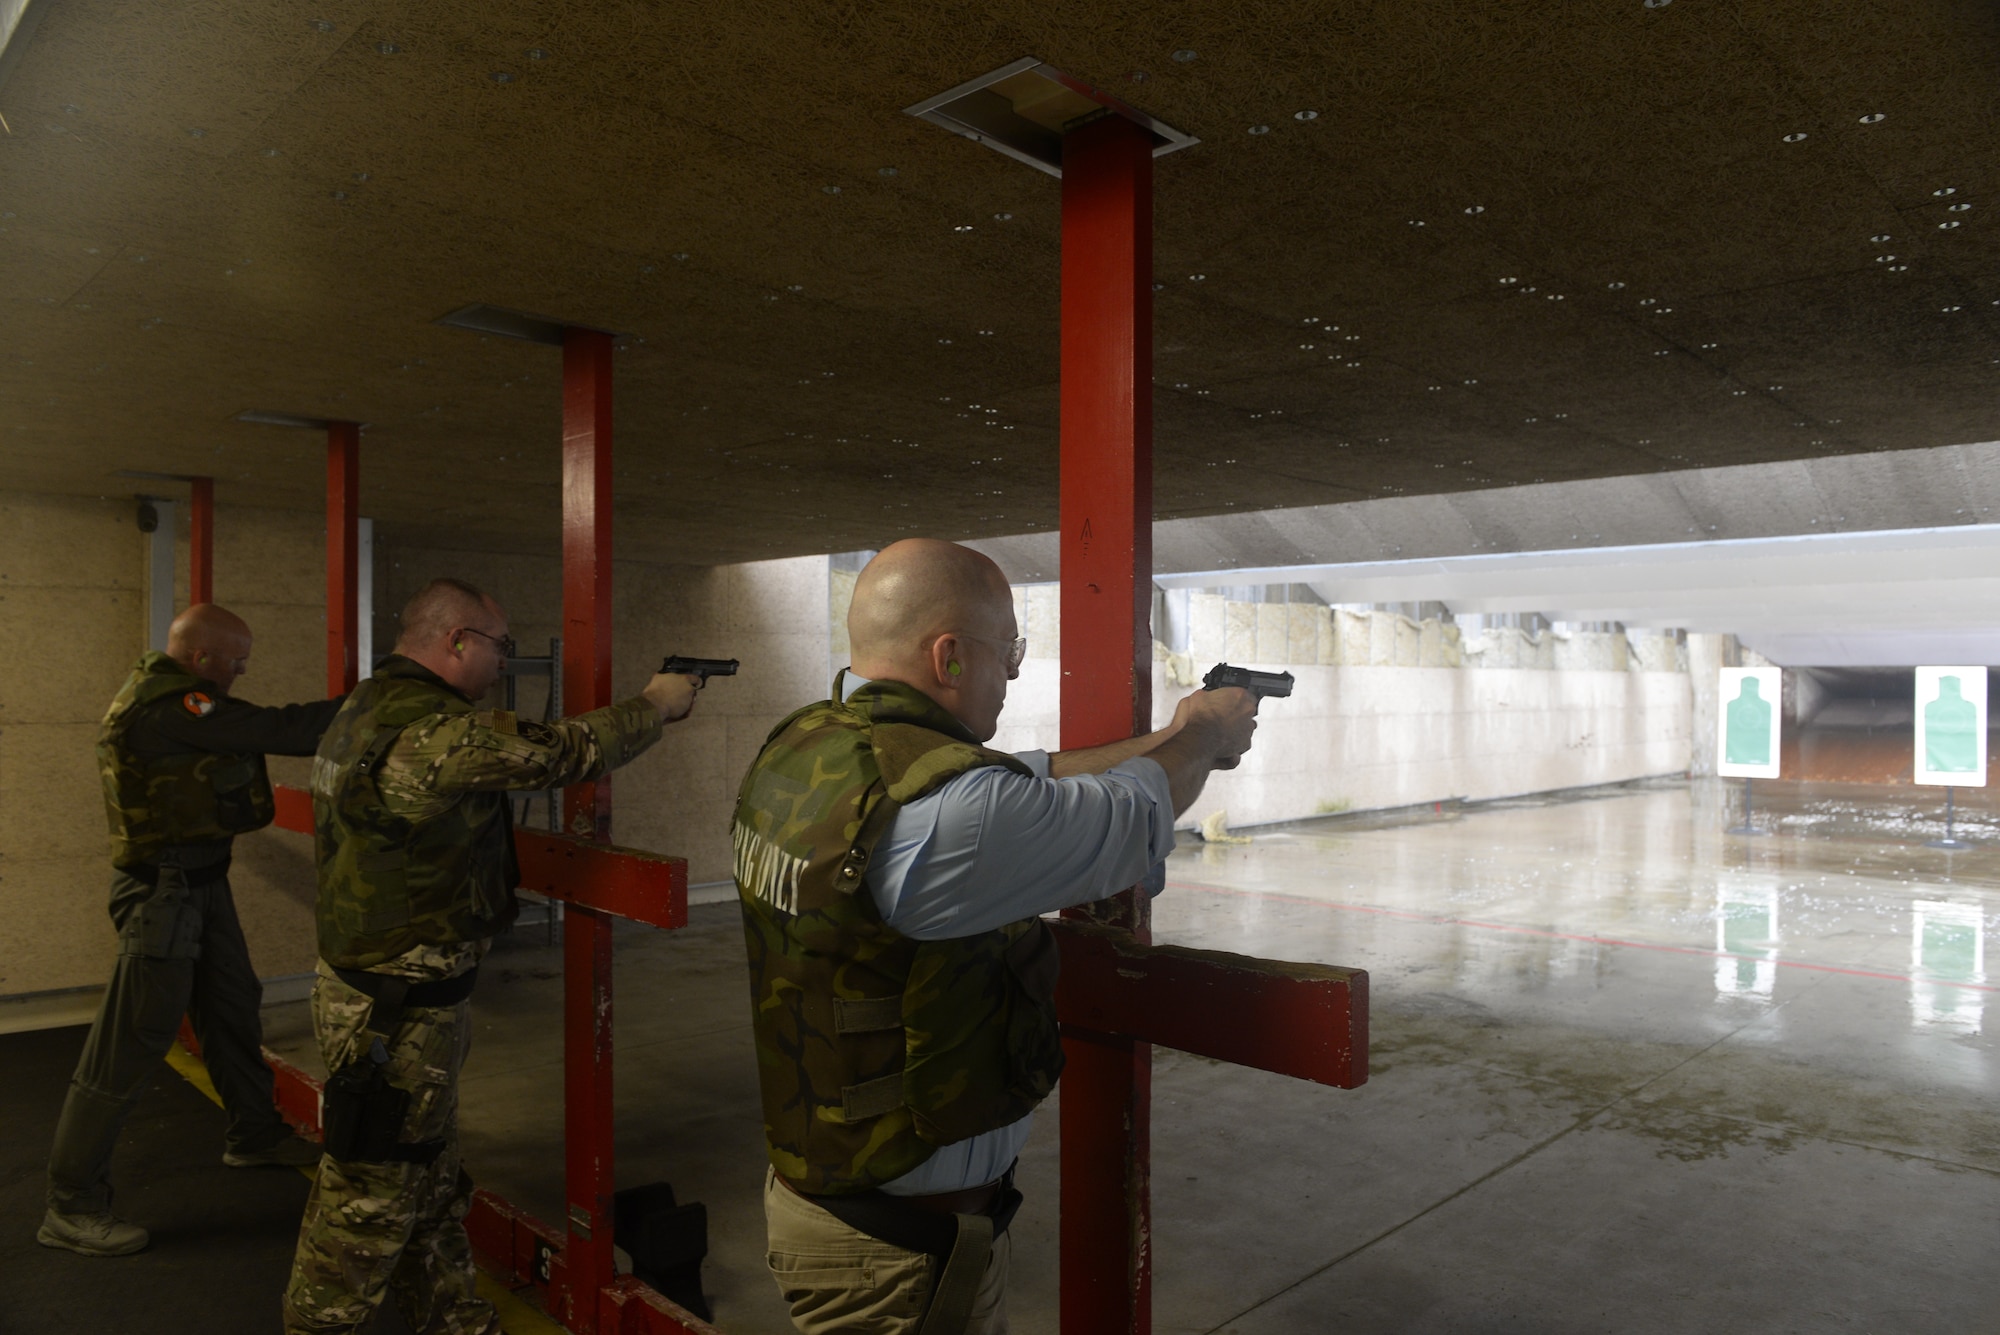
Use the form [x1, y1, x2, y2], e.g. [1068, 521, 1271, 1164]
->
[311, 654, 663, 979]
[734, 678, 1067, 1195]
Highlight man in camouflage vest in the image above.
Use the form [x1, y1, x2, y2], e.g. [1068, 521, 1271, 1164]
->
[736, 539, 1259, 1334]
[282, 577, 702, 1335]
[41, 603, 343, 1258]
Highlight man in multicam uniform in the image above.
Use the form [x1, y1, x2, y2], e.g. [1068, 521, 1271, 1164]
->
[735, 539, 1259, 1334]
[281, 577, 701, 1335]
[41, 603, 339, 1258]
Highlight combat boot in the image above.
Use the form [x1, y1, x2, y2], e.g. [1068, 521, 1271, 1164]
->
[223, 1132, 323, 1169]
[37, 1207, 149, 1257]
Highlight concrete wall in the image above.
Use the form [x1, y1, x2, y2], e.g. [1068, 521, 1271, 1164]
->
[0, 491, 330, 997]
[990, 658, 1694, 830]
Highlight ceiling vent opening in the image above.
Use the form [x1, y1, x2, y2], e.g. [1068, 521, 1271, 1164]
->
[903, 57, 1197, 177]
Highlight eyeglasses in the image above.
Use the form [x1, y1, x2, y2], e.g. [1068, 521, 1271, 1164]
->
[955, 632, 1028, 672]
[459, 627, 516, 657]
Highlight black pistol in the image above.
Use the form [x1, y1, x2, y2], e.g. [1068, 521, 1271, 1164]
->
[1202, 662, 1295, 699]
[659, 655, 740, 689]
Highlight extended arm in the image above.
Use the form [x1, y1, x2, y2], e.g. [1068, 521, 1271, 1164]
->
[134, 694, 347, 757]
[378, 698, 663, 812]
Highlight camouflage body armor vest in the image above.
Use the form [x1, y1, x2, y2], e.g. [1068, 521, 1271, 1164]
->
[98, 651, 275, 871]
[735, 678, 1066, 1195]
[312, 657, 518, 970]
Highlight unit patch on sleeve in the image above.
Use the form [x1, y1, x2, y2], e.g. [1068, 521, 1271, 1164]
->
[182, 691, 216, 717]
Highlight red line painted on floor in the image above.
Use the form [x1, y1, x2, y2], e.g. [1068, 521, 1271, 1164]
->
[1165, 879, 2000, 993]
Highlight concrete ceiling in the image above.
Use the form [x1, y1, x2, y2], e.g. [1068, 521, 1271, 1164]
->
[2, 0, 1998, 564]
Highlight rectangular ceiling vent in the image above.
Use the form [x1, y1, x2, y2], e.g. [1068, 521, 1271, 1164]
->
[435, 303, 612, 346]
[904, 57, 1197, 177]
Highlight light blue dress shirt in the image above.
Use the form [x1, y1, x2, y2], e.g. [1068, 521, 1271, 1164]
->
[868, 748, 1177, 1195]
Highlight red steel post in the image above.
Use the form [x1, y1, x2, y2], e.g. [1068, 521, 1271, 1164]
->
[188, 475, 214, 605]
[560, 326, 618, 1332]
[326, 422, 360, 694]
[1057, 113, 1156, 1335]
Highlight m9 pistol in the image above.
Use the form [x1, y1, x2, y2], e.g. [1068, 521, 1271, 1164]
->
[659, 655, 740, 689]
[1202, 662, 1295, 699]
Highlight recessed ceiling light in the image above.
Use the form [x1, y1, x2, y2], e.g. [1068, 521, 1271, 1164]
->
[993, 211, 1012, 220]
[822, 185, 842, 195]
[672, 252, 689, 260]
[1189, 273, 1205, 281]
[1172, 49, 1197, 62]
[1889, 264, 1908, 271]
[1871, 233, 1893, 242]
[1409, 219, 1425, 227]
[1701, 342, 1718, 349]
[1949, 202, 1971, 212]
[1248, 125, 1270, 135]
[375, 41, 399, 54]
[954, 224, 974, 232]
[1875, 254, 1897, 262]
[1607, 281, 1626, 290]
[1940, 220, 1961, 229]
[526, 48, 548, 60]
[1944, 306, 1964, 313]
[1858, 112, 1885, 124]
[1644, 0, 1671, 8]
[1934, 186, 1957, 196]
[786, 284, 804, 291]
[938, 338, 953, 344]
[1782, 132, 1808, 143]
[1294, 110, 1318, 121]
[979, 329, 995, 335]
[1464, 205, 1484, 215]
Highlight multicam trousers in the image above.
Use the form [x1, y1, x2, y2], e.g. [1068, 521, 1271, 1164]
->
[281, 968, 498, 1335]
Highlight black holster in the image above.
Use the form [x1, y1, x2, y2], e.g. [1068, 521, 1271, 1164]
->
[323, 1049, 438, 1164]
[321, 966, 480, 1166]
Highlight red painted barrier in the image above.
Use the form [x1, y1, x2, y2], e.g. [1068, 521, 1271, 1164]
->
[1053, 920, 1367, 1088]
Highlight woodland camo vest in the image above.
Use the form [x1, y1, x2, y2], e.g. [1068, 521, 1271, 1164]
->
[735, 678, 1065, 1195]
[312, 658, 518, 970]
[98, 651, 275, 870]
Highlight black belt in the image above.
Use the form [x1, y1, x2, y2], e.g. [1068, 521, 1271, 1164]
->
[788, 1164, 1022, 1262]
[129, 844, 234, 889]
[331, 966, 481, 1010]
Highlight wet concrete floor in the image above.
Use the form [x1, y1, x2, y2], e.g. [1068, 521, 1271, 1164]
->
[260, 777, 2000, 1333]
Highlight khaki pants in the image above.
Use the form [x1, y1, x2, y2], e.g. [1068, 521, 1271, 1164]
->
[763, 1167, 1010, 1335]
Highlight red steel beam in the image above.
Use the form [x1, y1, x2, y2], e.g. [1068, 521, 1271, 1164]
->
[560, 324, 619, 1333]
[1057, 112, 1156, 1335]
[1053, 920, 1368, 1088]
[327, 421, 361, 694]
[188, 475, 214, 605]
